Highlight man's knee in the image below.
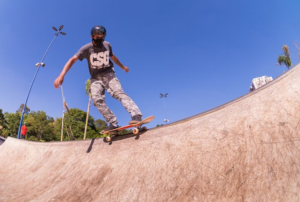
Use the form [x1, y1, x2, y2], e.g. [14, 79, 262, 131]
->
[92, 96, 105, 107]
[112, 91, 128, 100]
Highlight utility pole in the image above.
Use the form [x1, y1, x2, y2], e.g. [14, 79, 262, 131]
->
[160, 93, 169, 124]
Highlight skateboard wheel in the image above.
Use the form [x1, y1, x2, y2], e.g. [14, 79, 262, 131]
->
[142, 126, 147, 131]
[133, 128, 139, 135]
[106, 136, 111, 142]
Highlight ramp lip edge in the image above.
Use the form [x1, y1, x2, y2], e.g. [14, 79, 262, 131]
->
[155, 63, 299, 129]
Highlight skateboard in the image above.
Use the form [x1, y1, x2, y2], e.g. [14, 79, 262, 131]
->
[101, 116, 155, 142]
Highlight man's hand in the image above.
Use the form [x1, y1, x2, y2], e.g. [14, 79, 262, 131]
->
[54, 75, 64, 89]
[123, 67, 129, 73]
[53, 56, 78, 89]
[111, 55, 129, 73]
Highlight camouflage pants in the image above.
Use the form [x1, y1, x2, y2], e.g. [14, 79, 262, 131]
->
[90, 73, 142, 126]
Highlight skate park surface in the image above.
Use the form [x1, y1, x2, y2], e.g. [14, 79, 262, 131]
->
[1, 64, 300, 202]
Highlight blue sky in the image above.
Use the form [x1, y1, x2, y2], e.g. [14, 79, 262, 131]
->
[0, 0, 299, 128]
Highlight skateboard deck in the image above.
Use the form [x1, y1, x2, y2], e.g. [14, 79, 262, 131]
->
[101, 116, 155, 142]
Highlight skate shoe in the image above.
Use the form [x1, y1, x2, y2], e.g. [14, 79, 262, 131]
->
[101, 124, 118, 134]
[129, 115, 142, 125]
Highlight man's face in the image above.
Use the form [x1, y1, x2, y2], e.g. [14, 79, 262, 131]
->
[91, 34, 105, 40]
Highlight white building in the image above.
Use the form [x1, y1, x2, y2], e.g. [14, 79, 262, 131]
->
[249, 76, 273, 91]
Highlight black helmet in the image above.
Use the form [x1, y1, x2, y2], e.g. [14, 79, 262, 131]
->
[91, 25, 106, 36]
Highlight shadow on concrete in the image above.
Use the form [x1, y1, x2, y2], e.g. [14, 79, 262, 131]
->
[105, 130, 147, 143]
[86, 138, 95, 153]
[86, 131, 147, 152]
[0, 136, 6, 146]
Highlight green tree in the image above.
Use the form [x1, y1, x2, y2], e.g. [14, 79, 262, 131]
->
[17, 104, 30, 114]
[277, 45, 292, 69]
[54, 108, 100, 140]
[3, 112, 22, 138]
[84, 79, 92, 139]
[94, 119, 107, 132]
[118, 128, 132, 135]
[26, 111, 56, 141]
[0, 109, 6, 136]
[27, 136, 39, 142]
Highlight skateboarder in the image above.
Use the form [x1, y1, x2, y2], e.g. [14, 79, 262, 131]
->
[54, 25, 143, 132]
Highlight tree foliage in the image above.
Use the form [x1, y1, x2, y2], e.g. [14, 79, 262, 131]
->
[53, 108, 100, 141]
[17, 104, 30, 114]
[85, 79, 91, 96]
[277, 45, 292, 69]
[0, 107, 126, 142]
[26, 111, 55, 141]
[0, 109, 6, 136]
[94, 119, 107, 131]
[2, 112, 21, 138]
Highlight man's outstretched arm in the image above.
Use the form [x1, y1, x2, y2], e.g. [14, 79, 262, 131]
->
[111, 55, 129, 73]
[53, 55, 78, 88]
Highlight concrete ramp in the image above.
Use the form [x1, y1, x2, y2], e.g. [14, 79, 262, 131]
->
[1, 64, 300, 201]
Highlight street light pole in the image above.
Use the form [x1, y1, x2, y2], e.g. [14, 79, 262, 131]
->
[160, 93, 169, 124]
[17, 25, 66, 139]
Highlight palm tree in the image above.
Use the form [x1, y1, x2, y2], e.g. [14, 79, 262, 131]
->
[277, 45, 292, 69]
[83, 79, 92, 140]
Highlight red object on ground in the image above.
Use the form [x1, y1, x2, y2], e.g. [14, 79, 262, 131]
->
[21, 125, 27, 136]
